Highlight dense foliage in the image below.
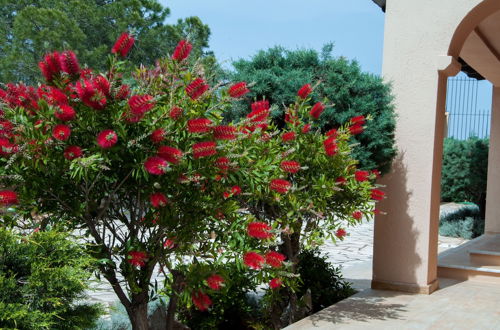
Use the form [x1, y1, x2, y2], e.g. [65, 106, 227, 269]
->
[0, 228, 103, 329]
[0, 0, 211, 84]
[439, 203, 484, 239]
[440, 137, 488, 215]
[228, 45, 396, 174]
[0, 35, 383, 329]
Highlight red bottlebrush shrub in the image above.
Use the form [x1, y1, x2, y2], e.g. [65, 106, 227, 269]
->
[0, 34, 384, 329]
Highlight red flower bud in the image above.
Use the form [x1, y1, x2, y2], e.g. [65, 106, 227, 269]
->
[172, 40, 193, 61]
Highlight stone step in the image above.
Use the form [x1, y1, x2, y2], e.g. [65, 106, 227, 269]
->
[437, 263, 500, 284]
[469, 249, 500, 266]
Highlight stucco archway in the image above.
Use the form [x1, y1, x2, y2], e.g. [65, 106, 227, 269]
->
[372, 0, 500, 294]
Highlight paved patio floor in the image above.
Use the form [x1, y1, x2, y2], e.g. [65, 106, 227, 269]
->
[285, 278, 500, 330]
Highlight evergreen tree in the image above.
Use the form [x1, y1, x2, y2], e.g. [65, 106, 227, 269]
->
[229, 45, 396, 173]
[0, 0, 211, 83]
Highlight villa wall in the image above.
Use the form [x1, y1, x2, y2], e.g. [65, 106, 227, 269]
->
[372, 0, 484, 293]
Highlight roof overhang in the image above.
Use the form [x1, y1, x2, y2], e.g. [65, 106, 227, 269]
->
[372, 0, 386, 12]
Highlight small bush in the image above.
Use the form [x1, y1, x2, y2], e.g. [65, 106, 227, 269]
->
[441, 137, 488, 215]
[297, 248, 356, 313]
[439, 204, 484, 239]
[0, 228, 104, 329]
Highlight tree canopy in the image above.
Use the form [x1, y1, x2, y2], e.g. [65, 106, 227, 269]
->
[0, 0, 211, 84]
[228, 45, 397, 174]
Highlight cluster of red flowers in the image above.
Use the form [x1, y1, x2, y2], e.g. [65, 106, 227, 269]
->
[349, 115, 365, 135]
[127, 251, 148, 267]
[157, 146, 183, 164]
[213, 125, 237, 140]
[144, 156, 168, 175]
[206, 274, 225, 290]
[39, 50, 81, 82]
[192, 290, 212, 311]
[355, 170, 370, 182]
[297, 83, 312, 99]
[247, 222, 273, 239]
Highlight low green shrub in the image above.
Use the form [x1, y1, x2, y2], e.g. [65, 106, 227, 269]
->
[297, 248, 356, 313]
[0, 228, 104, 329]
[439, 204, 484, 239]
[441, 137, 488, 215]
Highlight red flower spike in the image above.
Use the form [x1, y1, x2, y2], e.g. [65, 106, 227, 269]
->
[265, 251, 286, 268]
[39, 52, 62, 82]
[0, 190, 18, 206]
[207, 274, 224, 290]
[115, 84, 131, 100]
[192, 290, 212, 311]
[297, 83, 312, 99]
[54, 105, 76, 121]
[372, 169, 381, 178]
[52, 124, 71, 141]
[355, 170, 370, 182]
[150, 128, 166, 144]
[349, 124, 364, 135]
[64, 146, 83, 160]
[213, 125, 237, 140]
[270, 278, 282, 289]
[326, 129, 338, 138]
[323, 136, 338, 157]
[192, 141, 217, 159]
[247, 100, 270, 123]
[150, 192, 168, 208]
[60, 50, 80, 76]
[127, 251, 148, 267]
[371, 189, 385, 201]
[229, 82, 250, 98]
[186, 78, 209, 100]
[0, 120, 13, 133]
[76, 79, 107, 110]
[144, 156, 168, 175]
[169, 106, 183, 120]
[93, 76, 111, 97]
[247, 222, 273, 239]
[188, 118, 213, 134]
[280, 160, 301, 174]
[97, 130, 118, 148]
[157, 146, 183, 164]
[112, 32, 135, 57]
[172, 40, 193, 61]
[129, 94, 155, 115]
[282, 132, 296, 142]
[302, 124, 311, 134]
[351, 115, 366, 125]
[215, 157, 230, 171]
[243, 252, 265, 270]
[310, 102, 325, 119]
[270, 179, 291, 194]
[335, 228, 347, 239]
[0, 138, 17, 156]
[352, 211, 363, 220]
[336, 177, 347, 185]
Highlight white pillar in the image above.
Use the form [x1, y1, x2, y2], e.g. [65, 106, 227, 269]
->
[485, 87, 500, 234]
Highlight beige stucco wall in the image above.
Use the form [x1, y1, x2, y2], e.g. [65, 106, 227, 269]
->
[373, 0, 485, 293]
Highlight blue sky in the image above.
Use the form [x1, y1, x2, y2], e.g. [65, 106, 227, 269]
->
[160, 0, 385, 74]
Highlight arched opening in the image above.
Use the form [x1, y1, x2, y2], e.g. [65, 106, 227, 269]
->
[437, 0, 500, 282]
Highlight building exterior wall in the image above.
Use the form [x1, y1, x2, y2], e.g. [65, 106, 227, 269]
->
[372, 0, 483, 293]
[485, 87, 500, 234]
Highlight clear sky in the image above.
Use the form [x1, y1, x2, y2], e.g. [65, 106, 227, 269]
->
[160, 0, 385, 74]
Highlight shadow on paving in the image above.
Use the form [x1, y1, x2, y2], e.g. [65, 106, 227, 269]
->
[307, 294, 407, 326]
